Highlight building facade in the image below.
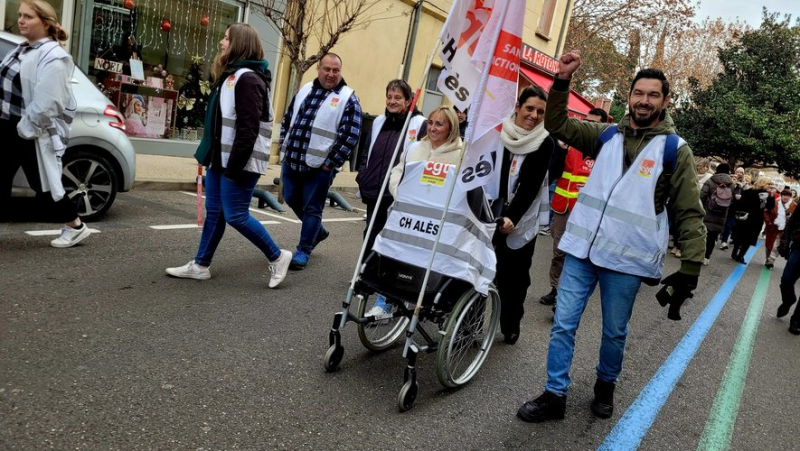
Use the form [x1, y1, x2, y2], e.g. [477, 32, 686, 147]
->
[2, 0, 576, 159]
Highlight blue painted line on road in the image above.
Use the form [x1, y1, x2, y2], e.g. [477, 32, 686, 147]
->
[597, 243, 762, 451]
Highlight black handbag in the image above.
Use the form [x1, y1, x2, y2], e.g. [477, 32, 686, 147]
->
[735, 211, 749, 221]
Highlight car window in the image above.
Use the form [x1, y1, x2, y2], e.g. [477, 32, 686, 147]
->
[0, 38, 15, 58]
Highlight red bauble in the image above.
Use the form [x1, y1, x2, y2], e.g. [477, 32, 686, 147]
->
[123, 0, 135, 9]
[161, 19, 171, 32]
[200, 15, 210, 27]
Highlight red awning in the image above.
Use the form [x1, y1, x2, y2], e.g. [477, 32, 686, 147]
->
[519, 65, 596, 118]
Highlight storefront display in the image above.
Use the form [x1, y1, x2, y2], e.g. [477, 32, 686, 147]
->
[69, 0, 242, 142]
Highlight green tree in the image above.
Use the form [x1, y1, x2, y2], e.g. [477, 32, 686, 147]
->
[673, 12, 800, 176]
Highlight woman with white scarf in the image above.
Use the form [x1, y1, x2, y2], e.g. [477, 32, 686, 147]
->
[766, 189, 796, 268]
[494, 85, 557, 345]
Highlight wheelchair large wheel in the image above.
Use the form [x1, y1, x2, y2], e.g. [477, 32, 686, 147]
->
[356, 293, 410, 352]
[436, 286, 500, 388]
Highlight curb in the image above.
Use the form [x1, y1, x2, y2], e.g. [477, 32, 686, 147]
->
[133, 179, 360, 194]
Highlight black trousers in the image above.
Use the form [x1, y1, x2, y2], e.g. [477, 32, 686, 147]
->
[0, 118, 77, 223]
[705, 230, 721, 259]
[363, 197, 391, 253]
[494, 234, 537, 336]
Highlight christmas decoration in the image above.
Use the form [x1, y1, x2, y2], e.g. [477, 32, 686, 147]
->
[200, 14, 210, 27]
[161, 19, 171, 33]
[124, 0, 135, 10]
[176, 58, 210, 130]
[165, 74, 175, 90]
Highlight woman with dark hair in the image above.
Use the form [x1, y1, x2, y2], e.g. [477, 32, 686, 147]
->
[731, 178, 774, 263]
[0, 0, 87, 247]
[494, 85, 557, 344]
[166, 23, 292, 288]
[357, 80, 425, 253]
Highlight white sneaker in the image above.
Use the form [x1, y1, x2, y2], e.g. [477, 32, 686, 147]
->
[268, 250, 292, 288]
[719, 242, 729, 250]
[50, 224, 91, 248]
[166, 261, 211, 280]
[703, 258, 709, 266]
[674, 249, 682, 258]
[366, 305, 390, 317]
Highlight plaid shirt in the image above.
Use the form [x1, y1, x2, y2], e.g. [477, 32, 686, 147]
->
[0, 42, 32, 120]
[280, 79, 362, 172]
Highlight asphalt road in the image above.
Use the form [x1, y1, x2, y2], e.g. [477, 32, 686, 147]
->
[1, 191, 798, 450]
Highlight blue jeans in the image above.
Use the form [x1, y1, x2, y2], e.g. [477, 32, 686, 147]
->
[721, 217, 736, 243]
[195, 167, 281, 266]
[780, 247, 800, 322]
[282, 163, 333, 253]
[545, 255, 643, 396]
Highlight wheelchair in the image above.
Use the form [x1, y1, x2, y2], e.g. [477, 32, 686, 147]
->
[323, 250, 500, 412]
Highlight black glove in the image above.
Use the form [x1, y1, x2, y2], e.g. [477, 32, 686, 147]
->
[657, 271, 699, 321]
[778, 241, 789, 258]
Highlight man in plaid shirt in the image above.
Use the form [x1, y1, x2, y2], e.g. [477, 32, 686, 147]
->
[280, 53, 362, 269]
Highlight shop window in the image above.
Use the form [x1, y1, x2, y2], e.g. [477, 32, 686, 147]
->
[70, 0, 242, 140]
[3, 0, 65, 33]
[422, 66, 444, 117]
[537, 0, 557, 39]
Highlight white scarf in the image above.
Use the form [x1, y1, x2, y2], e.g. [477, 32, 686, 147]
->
[501, 116, 549, 155]
[776, 200, 791, 231]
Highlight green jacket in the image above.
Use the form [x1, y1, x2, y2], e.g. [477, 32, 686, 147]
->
[544, 77, 706, 276]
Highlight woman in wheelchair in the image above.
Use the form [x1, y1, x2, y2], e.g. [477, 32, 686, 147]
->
[388, 106, 463, 198]
[494, 85, 557, 344]
[361, 106, 463, 317]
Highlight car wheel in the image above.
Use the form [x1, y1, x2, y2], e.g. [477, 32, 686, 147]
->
[61, 150, 118, 221]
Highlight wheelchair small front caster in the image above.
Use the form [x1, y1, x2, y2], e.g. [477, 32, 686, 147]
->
[397, 380, 419, 412]
[323, 344, 344, 372]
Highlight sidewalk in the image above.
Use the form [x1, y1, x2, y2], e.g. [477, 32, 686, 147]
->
[133, 154, 359, 193]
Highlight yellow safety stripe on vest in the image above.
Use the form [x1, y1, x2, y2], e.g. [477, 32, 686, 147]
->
[555, 186, 579, 198]
[560, 171, 589, 183]
[379, 229, 496, 281]
[392, 201, 493, 248]
[576, 192, 659, 231]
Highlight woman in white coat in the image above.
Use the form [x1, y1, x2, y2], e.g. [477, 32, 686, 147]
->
[0, 0, 87, 248]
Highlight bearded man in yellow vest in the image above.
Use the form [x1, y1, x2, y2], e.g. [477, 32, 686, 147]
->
[517, 51, 706, 423]
[539, 108, 608, 308]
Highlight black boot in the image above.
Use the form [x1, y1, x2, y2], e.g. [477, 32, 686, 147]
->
[790, 320, 800, 335]
[540, 287, 557, 306]
[517, 391, 566, 423]
[590, 379, 615, 419]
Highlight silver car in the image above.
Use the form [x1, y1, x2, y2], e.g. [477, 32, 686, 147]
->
[1, 31, 135, 221]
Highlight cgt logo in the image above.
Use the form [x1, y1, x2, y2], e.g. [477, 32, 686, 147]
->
[421, 161, 451, 186]
[639, 159, 655, 178]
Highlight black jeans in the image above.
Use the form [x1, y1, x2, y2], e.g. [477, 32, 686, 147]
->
[0, 118, 77, 223]
[705, 230, 721, 259]
[494, 234, 537, 336]
[363, 197, 391, 253]
[780, 247, 800, 323]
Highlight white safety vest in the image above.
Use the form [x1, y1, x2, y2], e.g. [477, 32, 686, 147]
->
[218, 68, 273, 174]
[365, 114, 426, 164]
[558, 133, 685, 278]
[507, 171, 551, 249]
[281, 81, 354, 168]
[373, 160, 497, 295]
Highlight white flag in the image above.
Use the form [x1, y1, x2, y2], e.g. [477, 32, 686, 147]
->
[458, 0, 525, 193]
[436, 0, 493, 112]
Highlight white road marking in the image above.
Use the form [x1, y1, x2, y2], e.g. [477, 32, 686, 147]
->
[180, 191, 301, 223]
[150, 221, 281, 230]
[322, 217, 367, 222]
[25, 228, 101, 236]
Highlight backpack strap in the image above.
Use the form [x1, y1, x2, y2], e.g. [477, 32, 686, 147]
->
[663, 133, 679, 178]
[596, 126, 619, 148]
